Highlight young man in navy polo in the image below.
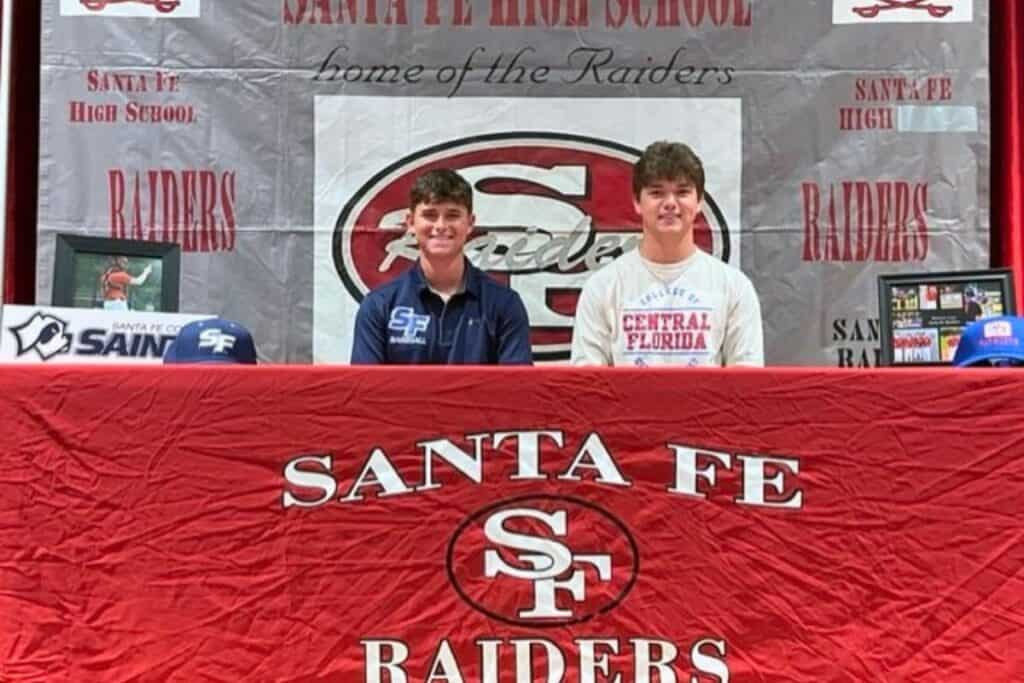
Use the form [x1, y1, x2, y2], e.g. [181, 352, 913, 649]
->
[350, 169, 533, 365]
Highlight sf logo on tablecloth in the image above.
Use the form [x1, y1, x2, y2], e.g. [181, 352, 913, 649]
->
[447, 495, 638, 627]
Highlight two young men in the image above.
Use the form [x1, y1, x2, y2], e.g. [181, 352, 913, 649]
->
[352, 142, 764, 367]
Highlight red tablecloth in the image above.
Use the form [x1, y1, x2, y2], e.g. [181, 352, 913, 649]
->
[1, 366, 1022, 682]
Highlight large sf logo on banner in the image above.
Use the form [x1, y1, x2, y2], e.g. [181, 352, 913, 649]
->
[60, 0, 200, 18]
[447, 495, 638, 627]
[333, 133, 732, 361]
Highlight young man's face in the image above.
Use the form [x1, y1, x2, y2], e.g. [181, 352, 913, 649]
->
[633, 177, 701, 238]
[407, 200, 475, 261]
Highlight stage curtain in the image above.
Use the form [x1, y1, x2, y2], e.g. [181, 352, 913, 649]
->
[992, 0, 1024, 311]
[2, 0, 39, 304]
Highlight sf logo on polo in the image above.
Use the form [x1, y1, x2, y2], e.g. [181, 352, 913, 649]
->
[198, 328, 236, 354]
[388, 307, 429, 345]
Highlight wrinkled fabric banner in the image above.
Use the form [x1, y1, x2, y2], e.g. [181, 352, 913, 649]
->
[2, 366, 1023, 681]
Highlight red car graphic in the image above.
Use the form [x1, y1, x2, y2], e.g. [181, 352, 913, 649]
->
[79, 0, 181, 13]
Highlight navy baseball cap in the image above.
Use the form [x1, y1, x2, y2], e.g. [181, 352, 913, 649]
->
[953, 316, 1024, 367]
[163, 318, 258, 365]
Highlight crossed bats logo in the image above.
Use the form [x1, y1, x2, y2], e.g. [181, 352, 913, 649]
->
[852, 0, 953, 18]
[9, 312, 73, 361]
[78, 0, 181, 13]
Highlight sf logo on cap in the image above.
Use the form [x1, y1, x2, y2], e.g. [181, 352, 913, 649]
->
[198, 328, 237, 354]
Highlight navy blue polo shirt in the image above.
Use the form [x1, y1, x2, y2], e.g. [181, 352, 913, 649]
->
[350, 261, 533, 365]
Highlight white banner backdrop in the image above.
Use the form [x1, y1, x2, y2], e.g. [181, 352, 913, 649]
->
[35, 0, 991, 366]
[314, 96, 741, 363]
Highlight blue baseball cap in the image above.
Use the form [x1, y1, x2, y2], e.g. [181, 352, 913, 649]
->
[163, 318, 258, 365]
[953, 315, 1024, 367]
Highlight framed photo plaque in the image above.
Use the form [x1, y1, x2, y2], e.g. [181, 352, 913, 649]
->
[878, 269, 1016, 366]
[52, 234, 181, 313]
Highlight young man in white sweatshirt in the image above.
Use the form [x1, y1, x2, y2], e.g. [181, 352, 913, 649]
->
[570, 141, 764, 367]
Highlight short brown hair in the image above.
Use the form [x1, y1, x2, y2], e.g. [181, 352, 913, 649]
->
[632, 141, 705, 200]
[409, 169, 473, 213]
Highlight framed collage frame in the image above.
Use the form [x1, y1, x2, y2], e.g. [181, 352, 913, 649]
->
[878, 269, 1016, 366]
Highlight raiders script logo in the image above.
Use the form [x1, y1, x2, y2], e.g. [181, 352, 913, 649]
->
[446, 495, 638, 627]
[334, 133, 731, 360]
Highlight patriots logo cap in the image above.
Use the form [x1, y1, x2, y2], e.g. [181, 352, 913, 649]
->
[953, 315, 1024, 367]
